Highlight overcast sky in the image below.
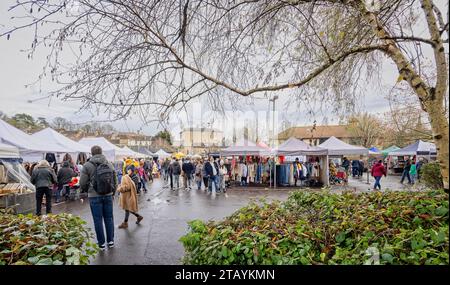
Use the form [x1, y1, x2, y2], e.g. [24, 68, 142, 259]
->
[0, 0, 446, 141]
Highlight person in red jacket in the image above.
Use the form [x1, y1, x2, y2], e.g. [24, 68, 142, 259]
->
[371, 160, 387, 190]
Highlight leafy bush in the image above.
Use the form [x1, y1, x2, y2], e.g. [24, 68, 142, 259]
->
[0, 212, 98, 265]
[180, 190, 449, 265]
[420, 162, 444, 189]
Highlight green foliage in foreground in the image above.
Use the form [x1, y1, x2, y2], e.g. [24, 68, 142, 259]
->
[180, 190, 449, 265]
[0, 212, 98, 265]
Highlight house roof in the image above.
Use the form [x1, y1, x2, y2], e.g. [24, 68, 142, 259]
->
[278, 125, 352, 140]
[181, 127, 223, 133]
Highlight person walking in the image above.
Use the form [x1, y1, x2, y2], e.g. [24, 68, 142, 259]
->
[293, 158, 302, 186]
[240, 160, 249, 186]
[169, 158, 181, 190]
[205, 157, 220, 193]
[371, 159, 386, 190]
[31, 160, 57, 216]
[138, 159, 148, 193]
[416, 157, 425, 182]
[182, 158, 194, 190]
[409, 161, 417, 184]
[80, 145, 118, 250]
[56, 161, 77, 203]
[358, 160, 365, 178]
[118, 165, 143, 229]
[201, 159, 209, 190]
[400, 159, 412, 184]
[351, 159, 359, 178]
[194, 160, 203, 190]
[219, 159, 228, 192]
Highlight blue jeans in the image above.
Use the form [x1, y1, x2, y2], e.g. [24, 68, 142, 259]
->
[374, 176, 382, 189]
[89, 196, 114, 246]
[208, 175, 219, 192]
[410, 173, 416, 184]
[400, 170, 411, 184]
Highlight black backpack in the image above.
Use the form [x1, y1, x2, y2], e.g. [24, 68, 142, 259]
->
[91, 161, 115, 195]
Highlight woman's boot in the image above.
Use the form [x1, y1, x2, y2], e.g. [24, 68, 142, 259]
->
[118, 222, 128, 229]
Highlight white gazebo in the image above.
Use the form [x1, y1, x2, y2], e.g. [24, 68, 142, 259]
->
[318, 136, 369, 156]
[78, 137, 116, 162]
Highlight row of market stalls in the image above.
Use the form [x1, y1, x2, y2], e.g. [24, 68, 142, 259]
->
[219, 136, 437, 187]
[0, 118, 173, 163]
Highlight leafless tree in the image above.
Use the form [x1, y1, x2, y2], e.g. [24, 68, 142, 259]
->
[2, 0, 449, 188]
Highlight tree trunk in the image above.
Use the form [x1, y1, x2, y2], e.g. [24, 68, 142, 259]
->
[359, 2, 449, 190]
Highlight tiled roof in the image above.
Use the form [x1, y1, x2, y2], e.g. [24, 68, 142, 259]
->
[278, 125, 352, 140]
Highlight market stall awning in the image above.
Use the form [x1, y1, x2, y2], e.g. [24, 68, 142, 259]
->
[31, 128, 91, 153]
[0, 142, 20, 159]
[220, 138, 271, 156]
[318, 136, 368, 156]
[155, 149, 171, 158]
[388, 140, 436, 156]
[274, 137, 328, 156]
[381, 145, 400, 156]
[78, 137, 116, 162]
[0, 119, 67, 161]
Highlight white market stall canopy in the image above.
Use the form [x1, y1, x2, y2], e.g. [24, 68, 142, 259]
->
[78, 137, 116, 162]
[0, 119, 67, 161]
[155, 149, 171, 158]
[318, 136, 369, 156]
[31, 128, 91, 162]
[221, 138, 271, 156]
[388, 140, 436, 156]
[0, 142, 20, 158]
[275, 137, 328, 156]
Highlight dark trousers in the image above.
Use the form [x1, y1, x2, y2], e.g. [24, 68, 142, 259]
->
[89, 196, 114, 246]
[124, 210, 140, 222]
[36, 187, 52, 216]
[203, 176, 209, 188]
[400, 170, 412, 184]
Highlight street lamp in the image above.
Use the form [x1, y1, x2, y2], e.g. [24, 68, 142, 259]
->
[269, 95, 279, 188]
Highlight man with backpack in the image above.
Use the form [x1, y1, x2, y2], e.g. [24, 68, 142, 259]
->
[80, 145, 118, 251]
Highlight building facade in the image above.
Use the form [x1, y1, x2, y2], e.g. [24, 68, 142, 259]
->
[179, 127, 224, 154]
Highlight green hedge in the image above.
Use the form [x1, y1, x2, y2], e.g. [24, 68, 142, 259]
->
[0, 212, 98, 265]
[180, 190, 449, 265]
[420, 162, 444, 189]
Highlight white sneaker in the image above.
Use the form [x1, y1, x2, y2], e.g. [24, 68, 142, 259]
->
[107, 241, 114, 248]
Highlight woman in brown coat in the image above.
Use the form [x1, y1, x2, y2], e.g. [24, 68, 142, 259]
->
[118, 165, 143, 229]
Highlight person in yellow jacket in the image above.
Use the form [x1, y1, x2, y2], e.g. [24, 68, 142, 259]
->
[118, 165, 143, 229]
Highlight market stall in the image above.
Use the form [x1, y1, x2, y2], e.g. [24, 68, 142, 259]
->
[31, 127, 91, 163]
[0, 143, 35, 214]
[78, 137, 116, 162]
[220, 139, 273, 187]
[387, 140, 436, 174]
[0, 119, 67, 162]
[274, 137, 329, 187]
[155, 149, 171, 159]
[319, 136, 369, 184]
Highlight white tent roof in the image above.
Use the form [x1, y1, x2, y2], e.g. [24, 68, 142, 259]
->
[78, 137, 116, 161]
[221, 138, 271, 156]
[155, 149, 171, 158]
[0, 142, 20, 158]
[318, 136, 369, 156]
[275, 137, 328, 156]
[122, 146, 148, 158]
[0, 119, 66, 153]
[31, 128, 91, 153]
[389, 140, 437, 156]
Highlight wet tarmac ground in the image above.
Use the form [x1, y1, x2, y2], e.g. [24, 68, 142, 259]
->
[53, 179, 296, 265]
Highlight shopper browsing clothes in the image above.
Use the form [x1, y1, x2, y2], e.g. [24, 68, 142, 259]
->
[80, 145, 118, 250]
[118, 165, 144, 229]
[31, 160, 57, 216]
[371, 160, 386, 190]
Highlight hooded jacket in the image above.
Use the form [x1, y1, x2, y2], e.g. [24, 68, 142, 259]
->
[57, 162, 77, 187]
[371, 162, 386, 177]
[31, 165, 57, 189]
[80, 154, 118, 198]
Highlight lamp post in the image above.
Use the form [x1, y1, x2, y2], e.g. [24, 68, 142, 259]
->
[269, 95, 279, 188]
